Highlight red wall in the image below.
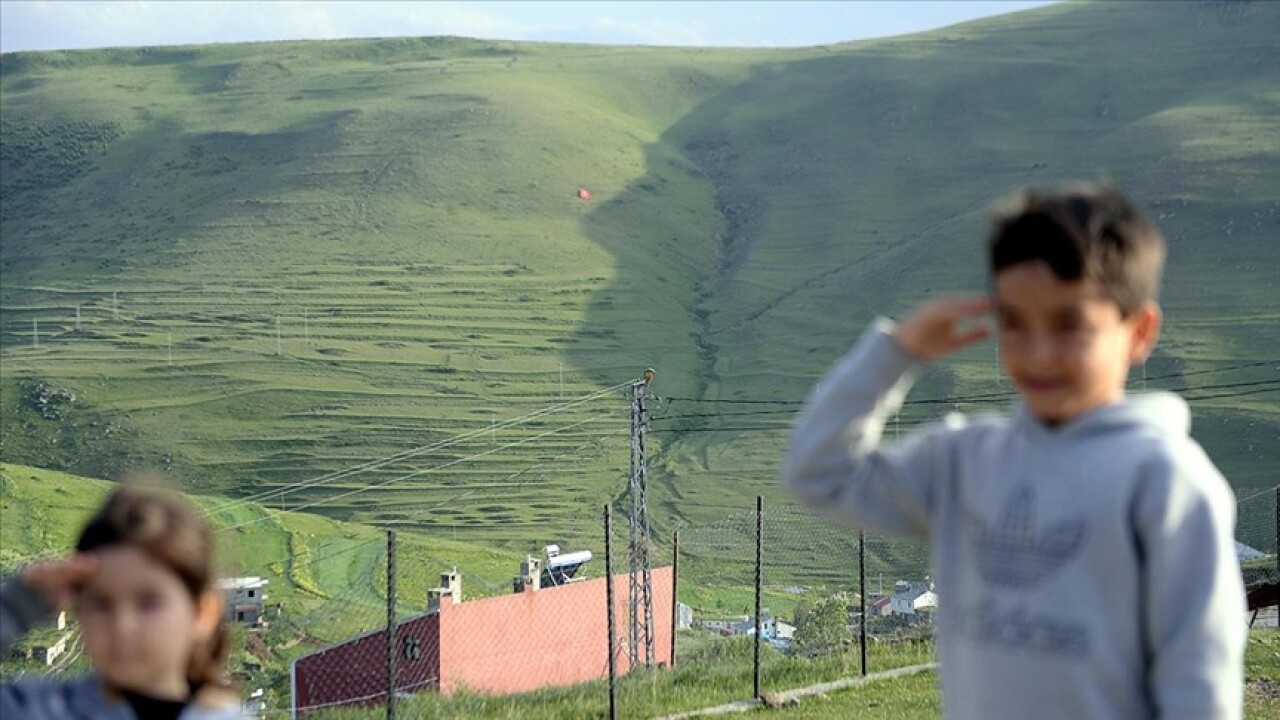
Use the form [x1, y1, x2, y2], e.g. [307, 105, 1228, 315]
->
[292, 566, 673, 711]
[438, 566, 673, 695]
[293, 612, 439, 716]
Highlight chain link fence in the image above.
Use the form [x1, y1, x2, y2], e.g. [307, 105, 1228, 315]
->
[3, 480, 1275, 718]
[1238, 487, 1279, 628]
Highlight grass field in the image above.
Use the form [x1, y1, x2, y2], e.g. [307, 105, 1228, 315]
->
[1, 0, 1277, 587]
[767, 630, 1280, 719]
[276, 630, 1280, 719]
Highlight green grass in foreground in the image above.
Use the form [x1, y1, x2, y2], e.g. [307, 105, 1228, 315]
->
[770, 629, 1280, 720]
[308, 636, 932, 719]
[306, 630, 1277, 719]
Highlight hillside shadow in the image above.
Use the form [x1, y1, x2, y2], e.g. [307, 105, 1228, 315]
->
[568, 0, 1280, 527]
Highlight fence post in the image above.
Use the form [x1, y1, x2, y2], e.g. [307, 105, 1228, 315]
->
[754, 495, 764, 701]
[671, 529, 680, 668]
[606, 505, 618, 720]
[859, 530, 867, 677]
[386, 530, 397, 720]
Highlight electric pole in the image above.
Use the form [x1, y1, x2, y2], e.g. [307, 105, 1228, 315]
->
[629, 368, 656, 668]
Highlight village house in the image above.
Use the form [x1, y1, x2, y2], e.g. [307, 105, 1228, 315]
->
[8, 612, 73, 666]
[217, 576, 270, 625]
[728, 614, 794, 640]
[676, 602, 694, 630]
[696, 616, 747, 635]
[889, 579, 937, 623]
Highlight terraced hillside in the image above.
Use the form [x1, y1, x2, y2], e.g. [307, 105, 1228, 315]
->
[2, 0, 1277, 562]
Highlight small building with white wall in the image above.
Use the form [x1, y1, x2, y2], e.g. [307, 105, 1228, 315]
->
[217, 576, 270, 625]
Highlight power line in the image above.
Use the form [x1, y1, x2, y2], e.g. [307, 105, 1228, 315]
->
[660, 359, 1279, 408]
[233, 537, 382, 579]
[1236, 485, 1280, 506]
[206, 380, 631, 517]
[650, 384, 1280, 435]
[216, 414, 609, 534]
[655, 375, 1279, 417]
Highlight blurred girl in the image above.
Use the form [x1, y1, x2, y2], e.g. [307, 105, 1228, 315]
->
[1, 484, 241, 719]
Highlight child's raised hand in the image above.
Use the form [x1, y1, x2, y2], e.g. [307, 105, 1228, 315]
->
[21, 553, 97, 611]
[895, 296, 993, 361]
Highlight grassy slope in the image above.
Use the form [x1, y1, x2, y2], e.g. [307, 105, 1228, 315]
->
[1, 0, 1277, 569]
[0, 37, 781, 552]
[0, 462, 527, 645]
[634, 0, 1280, 550]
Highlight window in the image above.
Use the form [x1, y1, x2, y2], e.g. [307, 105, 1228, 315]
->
[402, 637, 422, 662]
[248, 590, 255, 598]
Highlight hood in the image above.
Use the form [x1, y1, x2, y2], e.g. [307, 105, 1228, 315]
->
[1013, 391, 1190, 439]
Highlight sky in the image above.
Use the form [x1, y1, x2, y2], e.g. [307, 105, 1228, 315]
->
[0, 1, 1060, 54]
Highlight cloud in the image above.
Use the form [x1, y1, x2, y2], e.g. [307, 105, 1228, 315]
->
[577, 16, 707, 47]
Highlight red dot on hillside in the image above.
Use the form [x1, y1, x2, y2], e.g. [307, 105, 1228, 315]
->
[577, 188, 592, 200]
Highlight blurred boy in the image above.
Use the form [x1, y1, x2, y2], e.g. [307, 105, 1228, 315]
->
[783, 184, 1246, 719]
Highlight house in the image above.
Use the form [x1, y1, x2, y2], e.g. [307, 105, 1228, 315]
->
[1237, 541, 1266, 562]
[242, 688, 266, 718]
[728, 612, 793, 640]
[9, 626, 73, 666]
[217, 576, 270, 625]
[769, 619, 796, 641]
[676, 602, 694, 630]
[868, 595, 892, 618]
[696, 616, 746, 634]
[890, 580, 937, 621]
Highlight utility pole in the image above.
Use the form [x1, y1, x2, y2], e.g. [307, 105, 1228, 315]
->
[32, 320, 38, 348]
[167, 333, 173, 366]
[628, 368, 656, 668]
[859, 530, 867, 676]
[386, 531, 397, 720]
[75, 305, 82, 331]
[275, 316, 283, 356]
[112, 292, 119, 320]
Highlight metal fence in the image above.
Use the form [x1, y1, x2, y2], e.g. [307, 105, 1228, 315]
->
[3, 485, 1275, 718]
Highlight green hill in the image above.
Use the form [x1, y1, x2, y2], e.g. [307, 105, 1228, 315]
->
[0, 461, 529, 692]
[0, 461, 526, 617]
[2, 0, 1277, 560]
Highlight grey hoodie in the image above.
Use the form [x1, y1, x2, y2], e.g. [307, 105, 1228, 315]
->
[1, 576, 243, 720]
[782, 320, 1247, 720]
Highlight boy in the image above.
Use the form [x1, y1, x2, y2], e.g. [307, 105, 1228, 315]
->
[782, 184, 1246, 719]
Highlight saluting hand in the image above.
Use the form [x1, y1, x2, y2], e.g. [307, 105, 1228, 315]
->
[895, 296, 993, 361]
[21, 553, 98, 611]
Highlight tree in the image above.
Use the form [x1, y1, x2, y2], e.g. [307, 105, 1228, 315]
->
[791, 599, 814, 629]
[792, 596, 850, 658]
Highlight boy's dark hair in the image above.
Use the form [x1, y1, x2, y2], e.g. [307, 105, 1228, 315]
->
[988, 184, 1166, 315]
